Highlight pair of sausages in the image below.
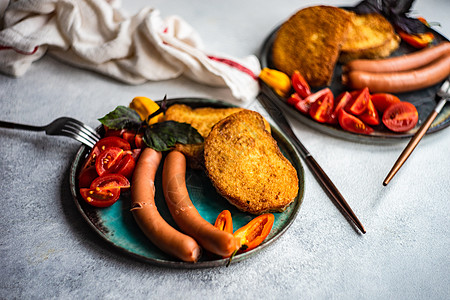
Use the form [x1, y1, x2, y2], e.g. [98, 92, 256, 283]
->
[131, 148, 238, 262]
[342, 42, 450, 93]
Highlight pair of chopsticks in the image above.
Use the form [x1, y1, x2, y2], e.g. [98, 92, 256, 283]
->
[257, 85, 366, 234]
[383, 79, 450, 186]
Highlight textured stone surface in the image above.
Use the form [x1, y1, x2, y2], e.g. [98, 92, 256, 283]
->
[1, 0, 449, 299]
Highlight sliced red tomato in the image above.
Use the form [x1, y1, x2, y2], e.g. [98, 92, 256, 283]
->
[328, 91, 352, 124]
[90, 173, 130, 189]
[346, 87, 370, 115]
[295, 88, 331, 114]
[78, 166, 99, 188]
[287, 93, 302, 106]
[338, 109, 374, 135]
[291, 70, 311, 99]
[382, 101, 418, 132]
[113, 154, 136, 179]
[370, 93, 400, 113]
[134, 133, 144, 149]
[309, 89, 334, 123]
[359, 98, 380, 126]
[80, 146, 101, 171]
[80, 186, 121, 208]
[103, 126, 126, 137]
[95, 147, 124, 176]
[126, 149, 142, 161]
[94, 136, 131, 152]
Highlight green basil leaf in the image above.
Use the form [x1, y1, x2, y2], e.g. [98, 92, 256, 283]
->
[98, 106, 142, 130]
[143, 121, 204, 152]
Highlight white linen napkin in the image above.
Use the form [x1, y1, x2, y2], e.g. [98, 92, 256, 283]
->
[0, 0, 261, 102]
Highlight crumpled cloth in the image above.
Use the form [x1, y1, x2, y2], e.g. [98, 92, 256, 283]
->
[0, 0, 261, 102]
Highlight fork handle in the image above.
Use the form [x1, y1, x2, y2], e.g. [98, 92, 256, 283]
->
[383, 98, 447, 186]
[0, 120, 44, 132]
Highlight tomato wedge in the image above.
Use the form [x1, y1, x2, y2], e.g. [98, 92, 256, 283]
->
[382, 101, 418, 132]
[328, 91, 352, 124]
[95, 147, 124, 176]
[78, 166, 99, 188]
[94, 136, 131, 152]
[291, 70, 311, 99]
[287, 93, 302, 106]
[90, 174, 130, 189]
[80, 186, 121, 208]
[371, 93, 400, 113]
[295, 88, 331, 115]
[338, 109, 374, 135]
[359, 98, 380, 126]
[80, 146, 101, 172]
[113, 153, 136, 179]
[346, 87, 370, 115]
[214, 210, 233, 234]
[309, 89, 334, 123]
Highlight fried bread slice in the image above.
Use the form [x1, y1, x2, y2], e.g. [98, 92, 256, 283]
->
[204, 110, 298, 214]
[164, 104, 244, 169]
[339, 13, 400, 63]
[272, 6, 353, 87]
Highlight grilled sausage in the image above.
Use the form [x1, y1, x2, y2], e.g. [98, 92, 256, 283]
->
[162, 150, 238, 257]
[342, 54, 450, 93]
[343, 42, 450, 73]
[131, 148, 202, 262]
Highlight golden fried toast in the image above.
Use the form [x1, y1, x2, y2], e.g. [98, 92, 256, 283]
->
[272, 6, 353, 87]
[164, 104, 271, 169]
[164, 104, 244, 169]
[204, 110, 298, 214]
[339, 13, 400, 63]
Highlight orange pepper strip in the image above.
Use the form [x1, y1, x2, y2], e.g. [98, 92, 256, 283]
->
[214, 210, 233, 234]
[398, 30, 434, 49]
[233, 213, 274, 252]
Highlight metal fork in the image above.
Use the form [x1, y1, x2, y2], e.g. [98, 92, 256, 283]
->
[0, 117, 101, 148]
[383, 79, 450, 185]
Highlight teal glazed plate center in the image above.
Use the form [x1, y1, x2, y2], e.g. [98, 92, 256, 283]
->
[69, 98, 305, 268]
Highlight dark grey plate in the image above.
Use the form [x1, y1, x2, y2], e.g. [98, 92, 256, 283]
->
[259, 19, 450, 144]
[69, 98, 305, 268]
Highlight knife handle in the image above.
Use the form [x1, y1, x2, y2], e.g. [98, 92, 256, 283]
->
[302, 154, 366, 234]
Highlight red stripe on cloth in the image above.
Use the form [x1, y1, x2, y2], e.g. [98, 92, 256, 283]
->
[207, 55, 258, 80]
[0, 45, 39, 55]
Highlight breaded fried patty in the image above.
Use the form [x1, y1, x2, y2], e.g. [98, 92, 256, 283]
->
[164, 104, 244, 169]
[339, 13, 400, 63]
[272, 6, 353, 87]
[204, 110, 298, 214]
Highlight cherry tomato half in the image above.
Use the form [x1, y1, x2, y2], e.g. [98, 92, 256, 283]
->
[94, 136, 131, 152]
[338, 109, 374, 135]
[346, 87, 370, 115]
[291, 70, 311, 99]
[90, 173, 130, 189]
[287, 93, 302, 106]
[370, 93, 400, 113]
[359, 98, 380, 126]
[382, 101, 419, 132]
[80, 186, 121, 208]
[95, 147, 124, 176]
[113, 154, 136, 179]
[78, 166, 99, 188]
[295, 88, 331, 115]
[328, 91, 352, 125]
[309, 89, 334, 123]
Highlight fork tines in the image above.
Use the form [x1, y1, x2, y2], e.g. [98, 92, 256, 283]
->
[63, 118, 100, 148]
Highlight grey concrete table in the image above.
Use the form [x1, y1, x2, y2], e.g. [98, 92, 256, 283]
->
[1, 0, 449, 299]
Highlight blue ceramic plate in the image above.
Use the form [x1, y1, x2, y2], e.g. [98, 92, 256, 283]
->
[259, 13, 450, 144]
[69, 98, 305, 268]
